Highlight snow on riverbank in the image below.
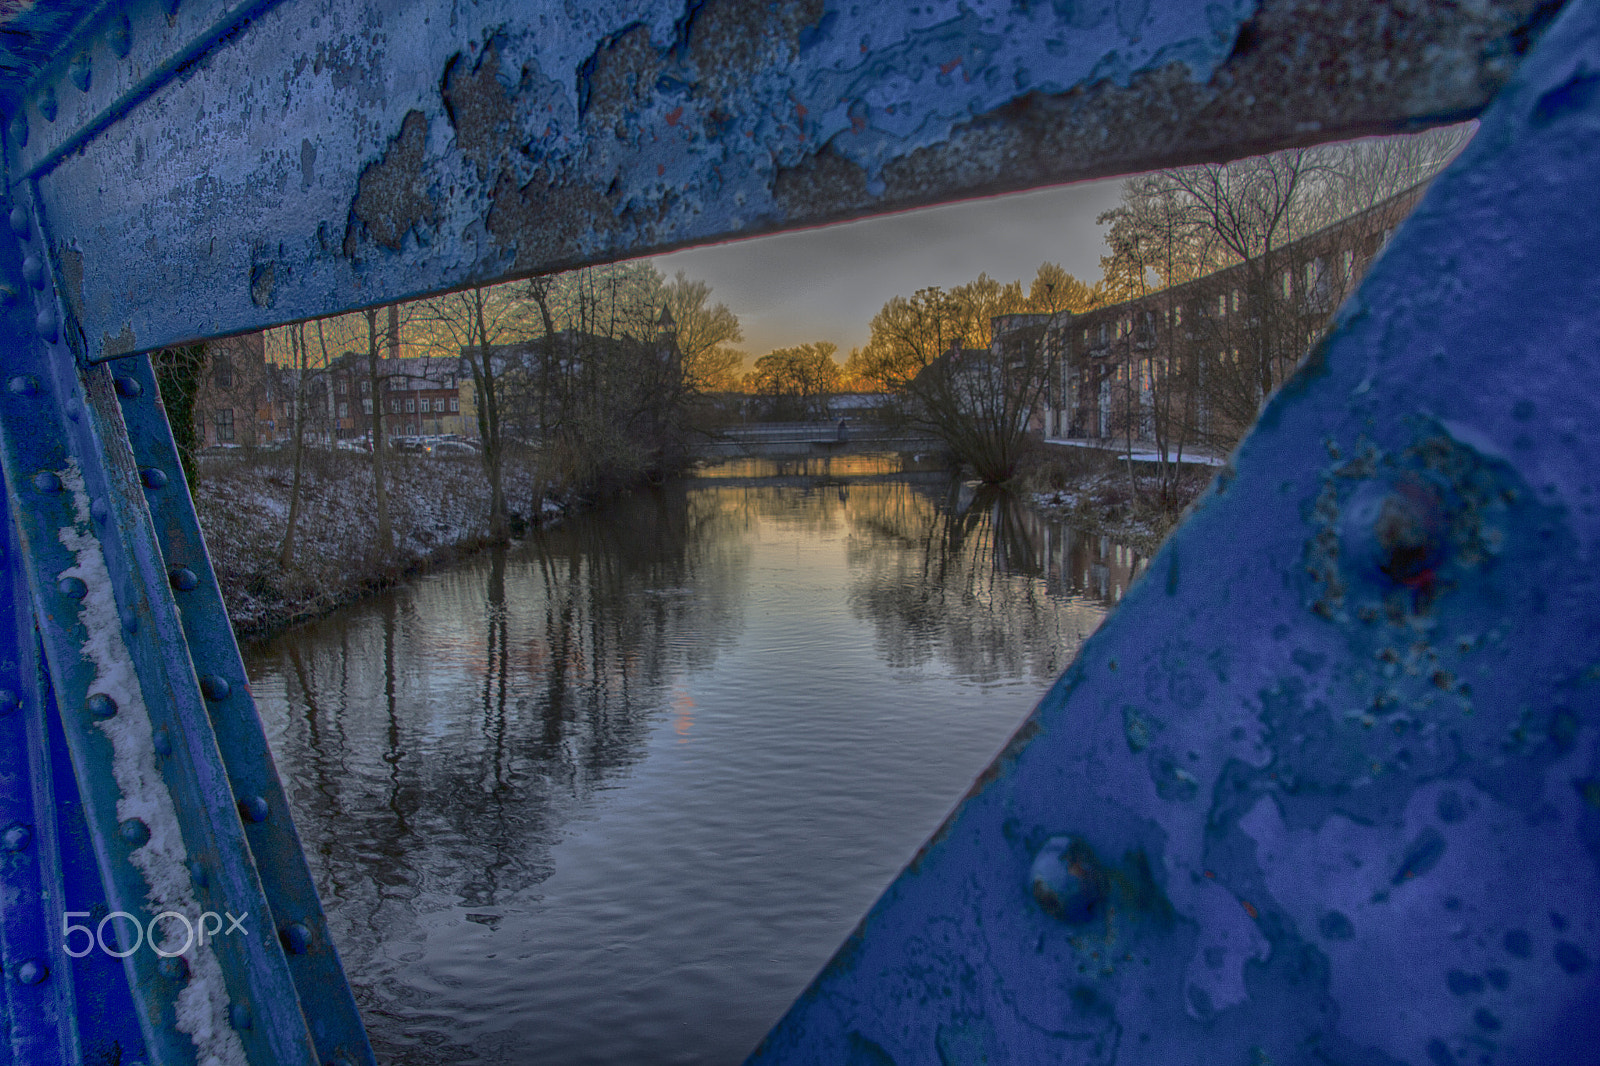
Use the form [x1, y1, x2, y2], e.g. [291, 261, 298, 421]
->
[194, 452, 548, 640]
[1024, 466, 1214, 556]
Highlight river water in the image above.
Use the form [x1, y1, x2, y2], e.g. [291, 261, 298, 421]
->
[243, 454, 1149, 1064]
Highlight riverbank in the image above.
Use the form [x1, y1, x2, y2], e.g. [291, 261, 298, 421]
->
[1018, 448, 1215, 556]
[195, 451, 554, 641]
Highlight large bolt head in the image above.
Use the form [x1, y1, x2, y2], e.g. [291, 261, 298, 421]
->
[1029, 835, 1106, 924]
[1341, 476, 1448, 590]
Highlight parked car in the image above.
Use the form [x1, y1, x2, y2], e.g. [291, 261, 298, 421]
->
[426, 440, 479, 456]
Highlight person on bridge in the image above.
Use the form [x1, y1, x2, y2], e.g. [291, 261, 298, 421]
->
[837, 418, 850, 443]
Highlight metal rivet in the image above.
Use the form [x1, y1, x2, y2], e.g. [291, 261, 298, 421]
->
[1342, 476, 1448, 590]
[37, 85, 56, 123]
[58, 577, 87, 599]
[141, 468, 167, 489]
[119, 818, 150, 847]
[15, 960, 46, 986]
[2, 823, 31, 851]
[158, 955, 189, 982]
[69, 53, 91, 93]
[6, 205, 26, 235]
[169, 567, 198, 591]
[228, 1003, 252, 1030]
[110, 15, 132, 58]
[200, 674, 230, 701]
[239, 796, 269, 823]
[36, 307, 57, 343]
[1029, 835, 1106, 924]
[21, 255, 43, 288]
[90, 498, 108, 524]
[114, 375, 142, 397]
[32, 471, 60, 493]
[279, 922, 310, 955]
[152, 728, 171, 756]
[86, 692, 117, 718]
[186, 859, 208, 888]
[0, 689, 18, 716]
[7, 374, 38, 395]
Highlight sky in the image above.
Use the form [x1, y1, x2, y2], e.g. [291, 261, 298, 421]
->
[651, 176, 1126, 365]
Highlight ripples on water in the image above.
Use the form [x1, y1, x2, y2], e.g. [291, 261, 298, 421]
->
[243, 455, 1148, 1064]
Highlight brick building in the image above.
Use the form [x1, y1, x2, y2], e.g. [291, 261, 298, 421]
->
[325, 354, 465, 441]
[193, 331, 278, 446]
[996, 182, 1430, 455]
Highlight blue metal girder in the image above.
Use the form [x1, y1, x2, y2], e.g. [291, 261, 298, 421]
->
[0, 188, 373, 1062]
[0, 0, 1556, 359]
[747, 2, 1600, 1062]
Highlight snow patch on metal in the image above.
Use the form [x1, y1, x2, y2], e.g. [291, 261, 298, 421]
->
[54, 460, 247, 1066]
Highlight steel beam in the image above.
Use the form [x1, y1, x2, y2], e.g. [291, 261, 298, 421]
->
[0, 151, 373, 1066]
[0, 0, 1561, 361]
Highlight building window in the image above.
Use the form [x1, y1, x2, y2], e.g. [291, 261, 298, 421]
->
[362, 399, 372, 415]
[336, 379, 346, 396]
[1281, 270, 1292, 299]
[405, 399, 416, 413]
[338, 402, 348, 418]
[213, 354, 233, 390]
[359, 379, 370, 396]
[214, 408, 235, 442]
[391, 398, 401, 413]
[1231, 289, 1240, 313]
[449, 397, 459, 413]
[1217, 293, 1227, 316]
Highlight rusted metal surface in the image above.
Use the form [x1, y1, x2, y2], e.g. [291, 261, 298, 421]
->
[746, 0, 1600, 1060]
[0, 0, 1558, 361]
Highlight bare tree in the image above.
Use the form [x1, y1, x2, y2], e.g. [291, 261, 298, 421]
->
[525, 262, 699, 491]
[266, 315, 347, 568]
[857, 270, 1103, 483]
[662, 270, 744, 393]
[1098, 181, 1209, 505]
[416, 285, 532, 540]
[275, 321, 311, 568]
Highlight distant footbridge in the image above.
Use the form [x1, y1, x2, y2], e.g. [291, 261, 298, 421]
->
[692, 421, 948, 459]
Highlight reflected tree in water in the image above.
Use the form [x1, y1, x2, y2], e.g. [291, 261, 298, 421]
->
[846, 482, 1137, 684]
[245, 485, 749, 1058]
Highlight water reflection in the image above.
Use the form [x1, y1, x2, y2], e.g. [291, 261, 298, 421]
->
[245, 456, 1140, 1064]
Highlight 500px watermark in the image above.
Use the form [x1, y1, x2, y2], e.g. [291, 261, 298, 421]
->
[62, 910, 249, 958]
